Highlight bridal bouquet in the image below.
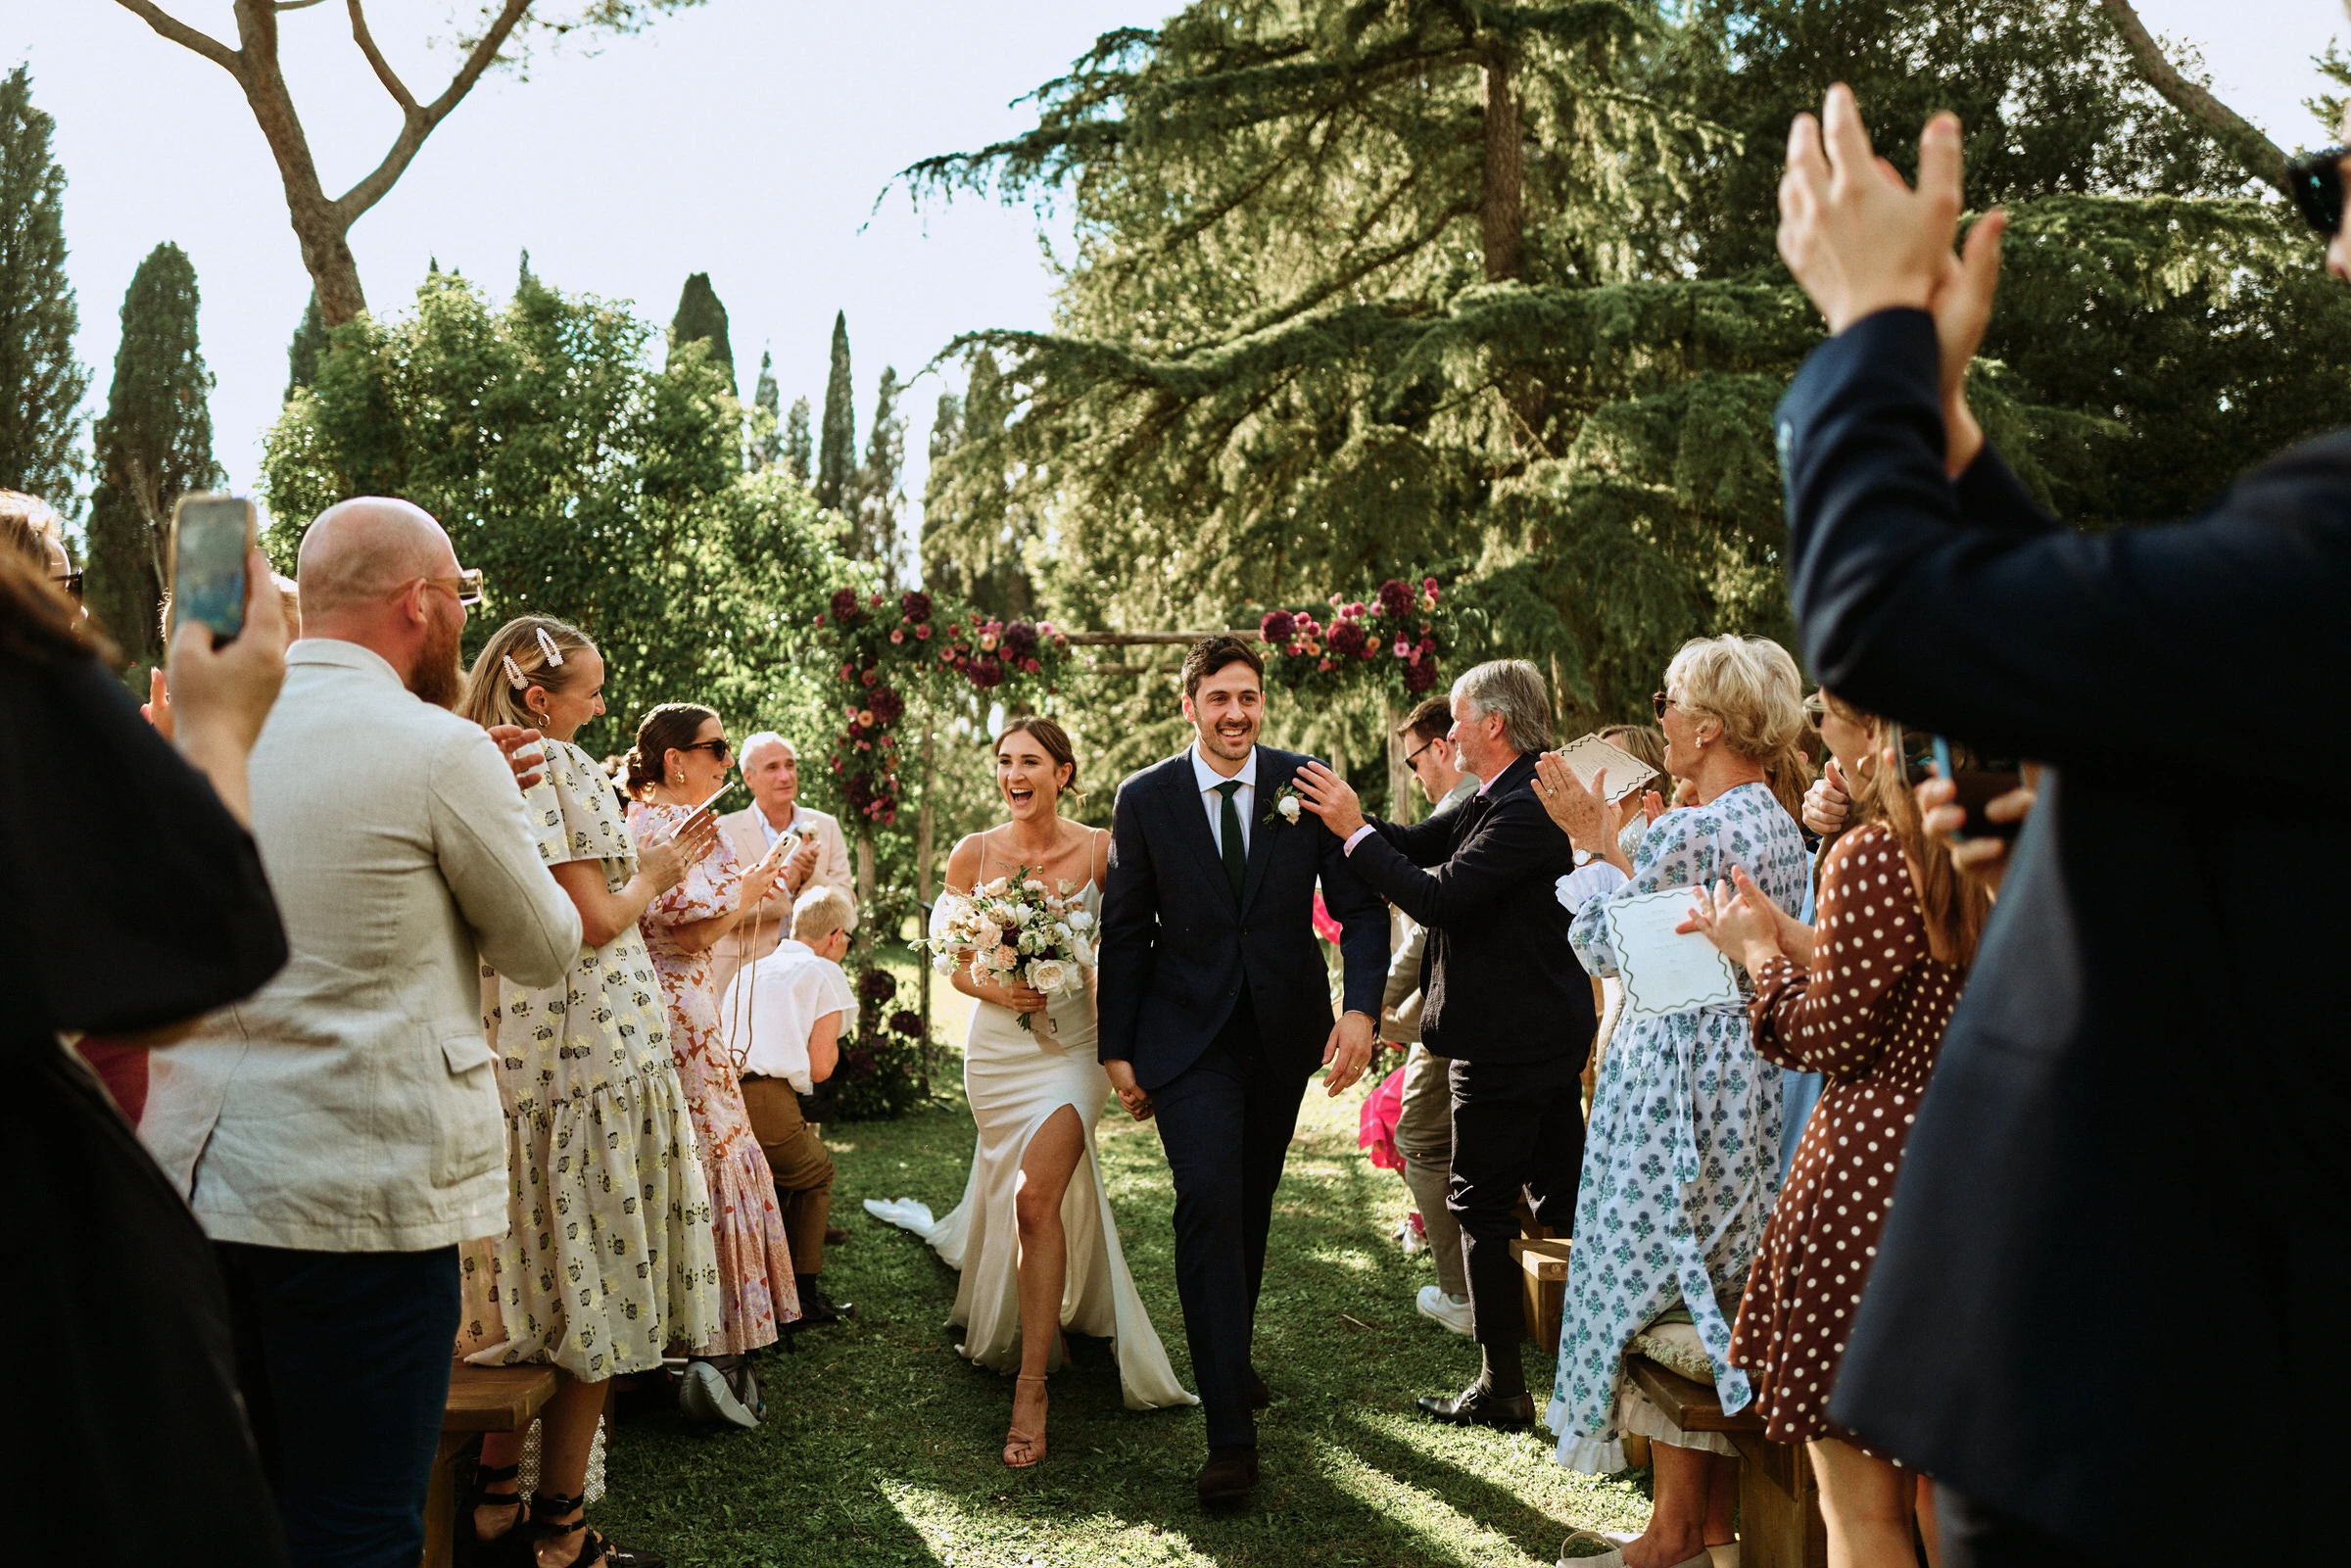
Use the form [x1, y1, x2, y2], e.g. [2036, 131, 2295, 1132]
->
[921, 866, 1098, 1033]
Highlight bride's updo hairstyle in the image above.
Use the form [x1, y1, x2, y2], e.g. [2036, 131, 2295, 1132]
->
[624, 701, 720, 799]
[996, 715, 1081, 802]
[1662, 634, 1813, 823]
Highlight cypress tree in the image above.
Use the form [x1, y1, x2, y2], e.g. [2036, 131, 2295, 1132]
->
[0, 64, 89, 504]
[88, 241, 220, 671]
[668, 272, 735, 389]
[783, 396, 813, 486]
[851, 365, 906, 574]
[285, 290, 328, 403]
[921, 350, 1035, 621]
[749, 349, 781, 469]
[815, 310, 854, 513]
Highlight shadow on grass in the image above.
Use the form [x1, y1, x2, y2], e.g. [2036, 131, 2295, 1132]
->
[594, 1083, 1649, 1568]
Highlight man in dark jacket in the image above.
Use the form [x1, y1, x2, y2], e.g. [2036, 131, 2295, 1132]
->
[1770, 85, 2350, 1565]
[1296, 659, 1591, 1430]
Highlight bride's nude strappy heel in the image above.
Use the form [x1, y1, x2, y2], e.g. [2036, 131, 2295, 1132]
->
[1004, 1374, 1049, 1468]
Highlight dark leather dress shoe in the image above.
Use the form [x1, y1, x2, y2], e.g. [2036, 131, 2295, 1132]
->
[825, 1224, 851, 1246]
[1416, 1382, 1533, 1431]
[1196, 1444, 1259, 1505]
[1248, 1366, 1271, 1408]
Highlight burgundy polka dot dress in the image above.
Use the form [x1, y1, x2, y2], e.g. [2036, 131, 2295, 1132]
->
[1729, 823, 1963, 1449]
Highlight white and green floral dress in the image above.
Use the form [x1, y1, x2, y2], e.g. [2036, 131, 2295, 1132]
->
[1547, 781, 1809, 1471]
[463, 737, 721, 1380]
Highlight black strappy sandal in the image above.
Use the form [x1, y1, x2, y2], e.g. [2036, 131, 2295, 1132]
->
[456, 1459, 526, 1565]
[529, 1490, 665, 1568]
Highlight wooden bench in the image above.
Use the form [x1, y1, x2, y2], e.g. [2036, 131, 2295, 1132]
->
[421, 1363, 559, 1568]
[1627, 1354, 1827, 1568]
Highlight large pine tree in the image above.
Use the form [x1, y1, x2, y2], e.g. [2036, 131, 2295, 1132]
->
[88, 242, 220, 671]
[668, 272, 735, 389]
[815, 310, 855, 513]
[911, 0, 2345, 767]
[0, 64, 88, 507]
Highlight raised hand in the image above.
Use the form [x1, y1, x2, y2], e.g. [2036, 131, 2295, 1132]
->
[1802, 760, 1850, 838]
[1292, 761, 1367, 838]
[1534, 753, 1625, 865]
[1777, 85, 1963, 335]
[143, 665, 176, 739]
[1917, 771, 2037, 895]
[487, 724, 546, 793]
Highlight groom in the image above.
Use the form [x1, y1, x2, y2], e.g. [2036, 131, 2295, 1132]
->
[1098, 634, 1389, 1505]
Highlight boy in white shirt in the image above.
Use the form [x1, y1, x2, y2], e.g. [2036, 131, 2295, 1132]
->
[723, 884, 858, 1329]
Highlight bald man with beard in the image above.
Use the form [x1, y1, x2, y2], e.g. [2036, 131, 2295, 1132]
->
[142, 499, 583, 1568]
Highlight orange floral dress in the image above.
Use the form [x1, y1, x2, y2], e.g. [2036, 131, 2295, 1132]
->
[629, 801, 799, 1354]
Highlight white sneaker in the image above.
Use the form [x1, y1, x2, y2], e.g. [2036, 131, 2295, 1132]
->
[1415, 1285, 1474, 1336]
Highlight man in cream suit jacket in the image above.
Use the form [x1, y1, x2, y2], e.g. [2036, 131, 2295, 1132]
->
[143, 499, 580, 1568]
[710, 731, 855, 998]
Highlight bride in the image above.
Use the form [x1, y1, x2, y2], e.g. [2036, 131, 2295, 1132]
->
[867, 717, 1194, 1465]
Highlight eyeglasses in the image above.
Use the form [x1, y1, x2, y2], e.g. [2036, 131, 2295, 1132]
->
[404, 567, 485, 607]
[2288, 146, 2347, 235]
[681, 737, 732, 764]
[51, 569, 83, 602]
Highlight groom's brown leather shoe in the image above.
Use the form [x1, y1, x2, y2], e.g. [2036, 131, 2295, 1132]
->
[1196, 1445, 1259, 1506]
[1417, 1382, 1533, 1431]
[1248, 1366, 1271, 1408]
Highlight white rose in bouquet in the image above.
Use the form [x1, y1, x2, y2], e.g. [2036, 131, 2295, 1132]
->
[1068, 910, 1094, 932]
[1028, 958, 1071, 995]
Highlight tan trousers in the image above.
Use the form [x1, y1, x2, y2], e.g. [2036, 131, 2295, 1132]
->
[740, 1075, 835, 1276]
[1395, 1043, 1467, 1299]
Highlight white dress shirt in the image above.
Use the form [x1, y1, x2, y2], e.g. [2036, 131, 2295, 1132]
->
[1190, 742, 1258, 858]
[141, 639, 583, 1253]
[717, 936, 858, 1092]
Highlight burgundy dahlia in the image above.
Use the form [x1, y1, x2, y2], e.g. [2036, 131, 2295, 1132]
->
[1001, 621, 1039, 662]
[889, 1009, 924, 1038]
[829, 587, 862, 623]
[966, 656, 1004, 689]
[1378, 579, 1414, 619]
[1260, 609, 1296, 644]
[870, 687, 906, 725]
[859, 968, 899, 1004]
[1326, 619, 1369, 659]
[899, 590, 934, 624]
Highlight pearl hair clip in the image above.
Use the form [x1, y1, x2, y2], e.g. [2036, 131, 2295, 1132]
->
[535, 627, 565, 666]
[502, 654, 529, 690]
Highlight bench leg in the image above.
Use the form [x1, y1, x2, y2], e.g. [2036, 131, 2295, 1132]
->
[1730, 1434, 1827, 1568]
[420, 1430, 472, 1568]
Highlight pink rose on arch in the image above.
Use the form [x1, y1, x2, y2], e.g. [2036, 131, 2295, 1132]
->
[862, 669, 880, 688]
[1394, 640, 1413, 658]
[890, 628, 905, 644]
[916, 624, 933, 641]
[839, 664, 855, 681]
[1024, 658, 1041, 675]
[870, 593, 884, 607]
[1318, 657, 1337, 673]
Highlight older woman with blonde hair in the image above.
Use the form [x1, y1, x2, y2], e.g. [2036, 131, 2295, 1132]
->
[1534, 634, 1813, 1568]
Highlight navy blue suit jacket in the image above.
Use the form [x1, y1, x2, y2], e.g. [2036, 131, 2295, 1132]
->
[1777, 309, 2349, 1555]
[1097, 746, 1388, 1091]
[1344, 751, 1591, 1065]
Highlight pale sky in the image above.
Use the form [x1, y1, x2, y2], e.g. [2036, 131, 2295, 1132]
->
[13, 1, 2344, 544]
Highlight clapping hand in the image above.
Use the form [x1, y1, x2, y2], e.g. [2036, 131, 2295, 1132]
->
[1292, 761, 1366, 838]
[488, 725, 547, 793]
[1533, 754, 1628, 867]
[636, 810, 719, 895]
[1802, 759, 1851, 838]
[1679, 866, 1803, 974]
[784, 833, 820, 895]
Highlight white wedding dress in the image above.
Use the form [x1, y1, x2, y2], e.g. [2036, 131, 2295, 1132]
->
[865, 880, 1196, 1411]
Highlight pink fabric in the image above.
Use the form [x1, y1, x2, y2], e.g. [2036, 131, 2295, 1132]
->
[74, 1039, 149, 1124]
[1358, 1065, 1407, 1171]
[1311, 888, 1344, 945]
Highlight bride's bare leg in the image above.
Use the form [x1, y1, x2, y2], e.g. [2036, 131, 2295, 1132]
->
[1007, 1105, 1086, 1465]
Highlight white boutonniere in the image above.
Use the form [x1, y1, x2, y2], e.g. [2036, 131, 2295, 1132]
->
[1263, 783, 1304, 826]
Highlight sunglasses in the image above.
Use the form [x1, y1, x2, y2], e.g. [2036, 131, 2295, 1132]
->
[1651, 689, 1673, 720]
[1404, 737, 1438, 769]
[52, 569, 83, 602]
[681, 737, 732, 763]
[2287, 146, 2348, 235]
[408, 567, 485, 607]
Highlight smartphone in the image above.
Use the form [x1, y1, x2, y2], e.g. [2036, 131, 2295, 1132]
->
[1930, 736, 2025, 842]
[169, 494, 257, 646]
[1891, 724, 1939, 788]
[680, 777, 744, 828]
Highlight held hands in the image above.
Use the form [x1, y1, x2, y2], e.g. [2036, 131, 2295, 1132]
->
[1104, 1056, 1154, 1121]
[1320, 1009, 1376, 1097]
[487, 725, 547, 793]
[1292, 761, 1366, 839]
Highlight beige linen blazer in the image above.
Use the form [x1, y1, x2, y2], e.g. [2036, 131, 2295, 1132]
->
[142, 640, 583, 1252]
[709, 802, 853, 998]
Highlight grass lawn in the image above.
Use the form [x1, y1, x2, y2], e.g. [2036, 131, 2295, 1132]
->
[594, 1023, 1650, 1567]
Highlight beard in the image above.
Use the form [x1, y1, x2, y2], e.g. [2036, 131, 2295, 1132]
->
[406, 598, 465, 709]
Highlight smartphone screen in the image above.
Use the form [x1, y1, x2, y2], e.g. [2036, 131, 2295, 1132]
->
[1931, 736, 2024, 842]
[171, 495, 255, 644]
[1892, 725, 1938, 788]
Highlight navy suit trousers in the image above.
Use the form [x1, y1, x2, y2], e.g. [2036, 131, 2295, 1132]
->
[1149, 993, 1305, 1449]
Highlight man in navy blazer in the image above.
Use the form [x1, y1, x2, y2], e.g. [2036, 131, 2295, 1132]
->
[1771, 87, 2350, 1565]
[1294, 659, 1589, 1433]
[1098, 636, 1389, 1505]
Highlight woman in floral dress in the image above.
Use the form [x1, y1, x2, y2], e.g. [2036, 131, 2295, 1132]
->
[1684, 692, 1987, 1568]
[456, 618, 723, 1568]
[624, 701, 800, 1427]
[1536, 636, 1812, 1568]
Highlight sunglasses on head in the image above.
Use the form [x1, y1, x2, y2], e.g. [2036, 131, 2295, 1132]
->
[2288, 146, 2349, 235]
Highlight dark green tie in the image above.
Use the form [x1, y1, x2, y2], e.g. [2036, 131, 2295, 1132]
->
[1215, 780, 1247, 903]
